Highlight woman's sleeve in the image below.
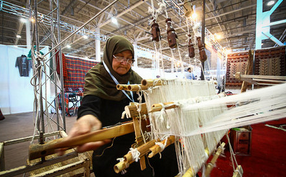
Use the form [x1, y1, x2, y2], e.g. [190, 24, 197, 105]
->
[77, 95, 101, 120]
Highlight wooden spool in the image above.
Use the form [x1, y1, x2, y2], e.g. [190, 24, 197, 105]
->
[116, 84, 148, 91]
[149, 102, 177, 112]
[141, 79, 162, 87]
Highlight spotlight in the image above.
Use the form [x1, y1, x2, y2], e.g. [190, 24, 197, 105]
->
[267, 1, 275, 6]
[214, 33, 222, 40]
[83, 35, 88, 39]
[191, 12, 197, 20]
[20, 18, 27, 23]
[16, 35, 21, 38]
[66, 44, 71, 49]
[30, 17, 35, 23]
[111, 17, 117, 24]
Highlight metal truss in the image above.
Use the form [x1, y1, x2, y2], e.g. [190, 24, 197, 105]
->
[0, 0, 106, 41]
[256, 0, 286, 49]
[28, 0, 67, 142]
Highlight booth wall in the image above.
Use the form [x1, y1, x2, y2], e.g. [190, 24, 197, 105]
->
[0, 45, 49, 115]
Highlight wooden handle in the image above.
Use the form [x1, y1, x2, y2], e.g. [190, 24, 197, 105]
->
[149, 102, 176, 112]
[29, 122, 134, 160]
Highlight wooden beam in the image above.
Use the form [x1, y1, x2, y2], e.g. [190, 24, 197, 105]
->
[240, 50, 253, 93]
[204, 142, 226, 177]
[0, 152, 78, 177]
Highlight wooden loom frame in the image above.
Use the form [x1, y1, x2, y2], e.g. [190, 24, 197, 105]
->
[24, 79, 235, 177]
[0, 131, 91, 177]
[116, 79, 233, 177]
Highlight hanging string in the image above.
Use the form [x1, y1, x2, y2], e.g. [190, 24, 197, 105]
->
[162, 0, 168, 18]
[170, 49, 178, 73]
[177, 46, 184, 75]
[149, 0, 155, 18]
[159, 40, 164, 77]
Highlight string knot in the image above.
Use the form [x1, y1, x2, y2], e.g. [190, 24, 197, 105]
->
[129, 148, 140, 162]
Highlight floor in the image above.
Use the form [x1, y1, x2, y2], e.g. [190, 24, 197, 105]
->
[0, 112, 81, 176]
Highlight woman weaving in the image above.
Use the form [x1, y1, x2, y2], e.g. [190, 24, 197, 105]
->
[63, 36, 178, 177]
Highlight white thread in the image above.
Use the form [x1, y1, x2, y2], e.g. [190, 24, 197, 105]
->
[141, 79, 286, 175]
[121, 169, 127, 175]
[124, 106, 131, 118]
[129, 148, 141, 162]
[116, 157, 129, 175]
[159, 103, 166, 123]
[155, 142, 165, 152]
[202, 164, 206, 177]
[121, 111, 126, 119]
[117, 157, 125, 162]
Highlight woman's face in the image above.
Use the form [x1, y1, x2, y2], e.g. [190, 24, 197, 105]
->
[112, 50, 133, 75]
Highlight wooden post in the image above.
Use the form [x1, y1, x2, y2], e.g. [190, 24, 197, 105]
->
[0, 143, 4, 171]
[125, 103, 150, 171]
[241, 50, 253, 93]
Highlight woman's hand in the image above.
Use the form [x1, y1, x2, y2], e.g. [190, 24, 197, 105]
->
[58, 114, 110, 155]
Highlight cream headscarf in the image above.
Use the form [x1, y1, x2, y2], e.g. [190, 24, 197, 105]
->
[83, 36, 142, 101]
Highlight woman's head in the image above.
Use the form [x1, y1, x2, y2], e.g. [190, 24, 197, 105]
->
[112, 50, 134, 75]
[84, 36, 142, 100]
[103, 36, 134, 75]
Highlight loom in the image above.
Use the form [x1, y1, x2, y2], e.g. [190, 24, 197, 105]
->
[27, 79, 286, 177]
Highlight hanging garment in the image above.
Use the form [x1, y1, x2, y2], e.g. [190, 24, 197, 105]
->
[15, 55, 32, 77]
[0, 108, 5, 120]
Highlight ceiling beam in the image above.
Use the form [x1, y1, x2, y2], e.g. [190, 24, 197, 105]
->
[206, 4, 256, 21]
[61, 0, 77, 15]
[98, 0, 145, 28]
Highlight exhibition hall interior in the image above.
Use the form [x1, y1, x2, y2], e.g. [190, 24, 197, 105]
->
[0, 0, 285, 176]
